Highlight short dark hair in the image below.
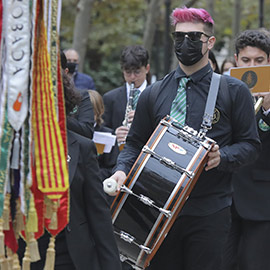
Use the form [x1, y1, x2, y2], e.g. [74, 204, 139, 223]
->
[235, 29, 270, 57]
[120, 45, 149, 71]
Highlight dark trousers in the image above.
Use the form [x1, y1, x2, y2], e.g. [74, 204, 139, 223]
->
[147, 207, 231, 270]
[221, 203, 270, 270]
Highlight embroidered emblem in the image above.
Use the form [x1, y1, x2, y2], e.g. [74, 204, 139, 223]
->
[69, 105, 78, 115]
[258, 119, 270, 132]
[212, 108, 220, 124]
[168, 142, 187, 155]
[241, 71, 257, 89]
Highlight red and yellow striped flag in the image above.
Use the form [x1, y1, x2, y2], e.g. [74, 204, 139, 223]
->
[31, 6, 69, 202]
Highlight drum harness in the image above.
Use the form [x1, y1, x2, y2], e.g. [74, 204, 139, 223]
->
[116, 72, 222, 216]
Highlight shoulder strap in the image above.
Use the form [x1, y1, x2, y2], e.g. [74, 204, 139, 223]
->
[199, 72, 221, 136]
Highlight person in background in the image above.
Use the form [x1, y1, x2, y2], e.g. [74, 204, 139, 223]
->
[220, 57, 236, 74]
[88, 90, 119, 181]
[61, 51, 95, 139]
[221, 29, 270, 270]
[209, 50, 220, 73]
[108, 7, 260, 270]
[64, 48, 96, 91]
[103, 45, 150, 147]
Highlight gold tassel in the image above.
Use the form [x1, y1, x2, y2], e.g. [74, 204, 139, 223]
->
[44, 196, 53, 219]
[12, 253, 21, 270]
[27, 232, 40, 262]
[0, 244, 8, 270]
[44, 236, 55, 270]
[22, 245, 31, 270]
[48, 201, 58, 230]
[0, 218, 5, 257]
[3, 193, 11, 231]
[14, 199, 25, 238]
[26, 194, 38, 233]
[6, 247, 13, 270]
[0, 257, 9, 270]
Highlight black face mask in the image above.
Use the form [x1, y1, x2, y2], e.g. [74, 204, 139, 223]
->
[67, 62, 78, 74]
[174, 38, 205, 66]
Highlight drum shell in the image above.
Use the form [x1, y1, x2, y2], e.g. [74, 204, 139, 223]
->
[111, 120, 213, 269]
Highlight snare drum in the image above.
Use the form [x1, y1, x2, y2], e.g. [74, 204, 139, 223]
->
[111, 116, 215, 269]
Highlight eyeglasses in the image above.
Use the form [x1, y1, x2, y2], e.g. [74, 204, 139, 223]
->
[124, 69, 143, 76]
[172, 31, 211, 42]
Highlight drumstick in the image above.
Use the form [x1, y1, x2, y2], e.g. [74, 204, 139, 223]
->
[103, 178, 118, 196]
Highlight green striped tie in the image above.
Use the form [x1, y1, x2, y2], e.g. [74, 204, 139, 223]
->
[170, 77, 189, 125]
[132, 89, 141, 110]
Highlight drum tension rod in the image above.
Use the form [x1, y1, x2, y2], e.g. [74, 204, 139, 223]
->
[119, 255, 143, 270]
[161, 119, 214, 150]
[120, 185, 172, 218]
[142, 146, 194, 179]
[116, 231, 152, 254]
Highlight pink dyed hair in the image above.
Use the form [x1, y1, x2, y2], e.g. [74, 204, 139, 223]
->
[171, 7, 214, 30]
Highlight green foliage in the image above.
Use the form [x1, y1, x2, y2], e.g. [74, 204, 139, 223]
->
[84, 47, 124, 94]
[61, 0, 147, 94]
[61, 0, 270, 94]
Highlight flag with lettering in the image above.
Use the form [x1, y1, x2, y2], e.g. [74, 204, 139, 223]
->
[6, 0, 30, 132]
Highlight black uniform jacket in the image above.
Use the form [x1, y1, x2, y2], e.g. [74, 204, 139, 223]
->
[65, 130, 121, 270]
[103, 84, 127, 131]
[67, 90, 95, 139]
[233, 109, 270, 221]
[18, 131, 121, 270]
[116, 64, 261, 217]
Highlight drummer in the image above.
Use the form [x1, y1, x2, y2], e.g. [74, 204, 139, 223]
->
[109, 7, 260, 270]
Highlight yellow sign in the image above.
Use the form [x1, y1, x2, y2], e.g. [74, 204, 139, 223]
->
[230, 65, 270, 93]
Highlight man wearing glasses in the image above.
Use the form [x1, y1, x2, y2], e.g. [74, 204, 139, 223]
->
[109, 7, 260, 270]
[103, 45, 150, 146]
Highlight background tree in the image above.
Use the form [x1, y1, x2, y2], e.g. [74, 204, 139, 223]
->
[60, 0, 270, 94]
[230, 0, 242, 55]
[72, 0, 95, 71]
[143, 0, 162, 58]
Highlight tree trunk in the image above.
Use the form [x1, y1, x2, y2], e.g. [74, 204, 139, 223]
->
[207, 0, 215, 19]
[230, 0, 241, 55]
[183, 0, 200, 8]
[259, 0, 264, 27]
[72, 0, 94, 72]
[143, 0, 162, 59]
[164, 0, 172, 75]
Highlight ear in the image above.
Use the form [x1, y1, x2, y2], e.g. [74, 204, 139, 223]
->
[146, 64, 150, 74]
[207, 36, 216, 50]
[234, 54, 238, 66]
